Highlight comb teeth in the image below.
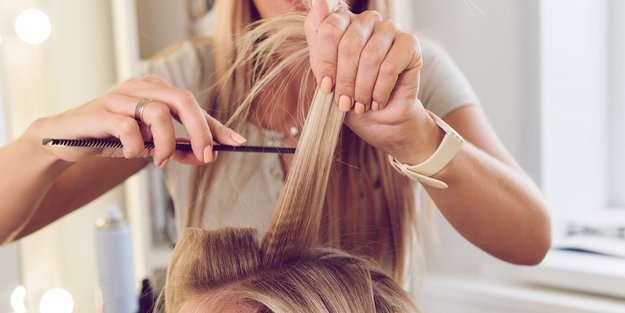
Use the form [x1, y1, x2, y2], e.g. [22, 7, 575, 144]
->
[65, 139, 121, 148]
[43, 138, 155, 149]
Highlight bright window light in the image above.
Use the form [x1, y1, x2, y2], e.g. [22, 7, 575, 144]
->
[10, 285, 27, 313]
[40, 288, 74, 313]
[15, 9, 52, 45]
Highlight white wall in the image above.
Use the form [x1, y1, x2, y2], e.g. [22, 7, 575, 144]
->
[541, 0, 609, 228]
[411, 0, 542, 276]
[609, 0, 625, 206]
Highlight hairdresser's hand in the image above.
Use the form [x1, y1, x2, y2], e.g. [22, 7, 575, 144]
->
[305, 0, 442, 164]
[38, 74, 247, 168]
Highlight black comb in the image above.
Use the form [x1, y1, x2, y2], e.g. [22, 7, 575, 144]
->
[42, 138, 296, 154]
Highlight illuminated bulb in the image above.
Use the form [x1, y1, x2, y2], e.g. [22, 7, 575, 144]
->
[40, 288, 74, 313]
[15, 9, 52, 45]
[10, 285, 27, 313]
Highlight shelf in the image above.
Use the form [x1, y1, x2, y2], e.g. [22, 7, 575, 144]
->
[518, 249, 625, 299]
[423, 274, 625, 313]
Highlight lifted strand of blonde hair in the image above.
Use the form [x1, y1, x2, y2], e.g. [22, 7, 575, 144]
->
[261, 88, 344, 264]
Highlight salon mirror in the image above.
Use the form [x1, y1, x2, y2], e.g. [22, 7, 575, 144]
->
[0, 1, 213, 311]
[0, 42, 22, 313]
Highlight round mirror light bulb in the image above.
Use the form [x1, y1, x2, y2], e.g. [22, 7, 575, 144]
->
[10, 285, 27, 313]
[40, 288, 74, 313]
[15, 9, 52, 45]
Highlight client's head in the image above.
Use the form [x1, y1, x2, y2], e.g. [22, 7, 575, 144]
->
[164, 227, 421, 313]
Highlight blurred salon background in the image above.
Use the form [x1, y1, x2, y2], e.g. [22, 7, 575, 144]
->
[0, 0, 624, 312]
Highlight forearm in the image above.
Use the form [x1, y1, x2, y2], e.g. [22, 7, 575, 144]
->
[424, 142, 551, 265]
[0, 120, 72, 244]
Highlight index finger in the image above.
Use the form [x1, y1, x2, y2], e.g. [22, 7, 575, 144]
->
[305, 0, 344, 51]
[305, 0, 349, 90]
[308, 0, 336, 30]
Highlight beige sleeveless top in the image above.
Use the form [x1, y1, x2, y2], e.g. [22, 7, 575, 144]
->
[137, 38, 479, 292]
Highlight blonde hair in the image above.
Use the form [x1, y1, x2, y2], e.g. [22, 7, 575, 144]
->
[161, 1, 424, 311]
[186, 0, 419, 284]
[165, 84, 418, 312]
[164, 227, 421, 312]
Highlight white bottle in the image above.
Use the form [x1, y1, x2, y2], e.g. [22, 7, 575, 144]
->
[95, 205, 137, 313]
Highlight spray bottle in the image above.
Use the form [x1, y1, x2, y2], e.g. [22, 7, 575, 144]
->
[95, 205, 137, 313]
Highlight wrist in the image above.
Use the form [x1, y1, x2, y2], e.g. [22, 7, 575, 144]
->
[22, 118, 74, 174]
[387, 110, 465, 189]
[387, 109, 445, 165]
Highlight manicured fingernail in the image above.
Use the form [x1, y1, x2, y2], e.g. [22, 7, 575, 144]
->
[372, 101, 379, 111]
[213, 151, 219, 161]
[203, 146, 213, 163]
[159, 159, 169, 169]
[320, 76, 333, 93]
[230, 131, 247, 145]
[339, 95, 352, 112]
[355, 102, 365, 114]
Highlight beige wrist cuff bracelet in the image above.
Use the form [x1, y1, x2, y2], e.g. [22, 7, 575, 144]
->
[388, 110, 465, 189]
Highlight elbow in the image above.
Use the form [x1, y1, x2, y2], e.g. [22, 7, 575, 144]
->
[502, 233, 551, 266]
[513, 218, 552, 266]
[488, 228, 551, 266]
[518, 239, 550, 266]
[496, 210, 552, 266]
